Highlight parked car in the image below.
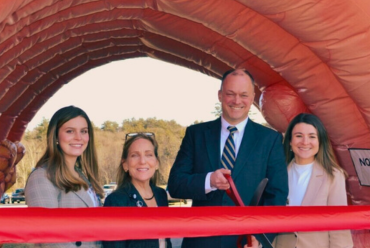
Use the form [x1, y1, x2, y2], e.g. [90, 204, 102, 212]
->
[103, 183, 117, 198]
[11, 188, 25, 203]
[1, 193, 10, 204]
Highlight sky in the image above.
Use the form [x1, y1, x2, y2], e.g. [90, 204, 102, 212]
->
[27, 58, 265, 130]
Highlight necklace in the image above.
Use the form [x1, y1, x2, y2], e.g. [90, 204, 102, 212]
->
[143, 194, 155, 200]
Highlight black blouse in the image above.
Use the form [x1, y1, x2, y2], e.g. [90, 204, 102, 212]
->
[102, 183, 172, 248]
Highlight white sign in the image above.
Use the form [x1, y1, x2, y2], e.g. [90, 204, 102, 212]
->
[349, 148, 370, 186]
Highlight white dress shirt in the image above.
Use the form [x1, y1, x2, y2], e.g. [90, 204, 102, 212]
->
[205, 117, 249, 193]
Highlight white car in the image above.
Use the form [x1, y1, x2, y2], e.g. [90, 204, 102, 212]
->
[103, 183, 117, 198]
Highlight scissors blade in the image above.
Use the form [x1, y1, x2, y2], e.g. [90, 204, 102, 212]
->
[249, 178, 268, 206]
[250, 178, 273, 248]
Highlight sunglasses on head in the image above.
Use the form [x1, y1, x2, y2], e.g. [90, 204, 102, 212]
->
[125, 132, 155, 141]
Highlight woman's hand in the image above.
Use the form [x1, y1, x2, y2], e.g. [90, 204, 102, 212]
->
[244, 235, 259, 248]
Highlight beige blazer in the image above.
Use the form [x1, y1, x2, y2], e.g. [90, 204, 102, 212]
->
[25, 167, 101, 248]
[273, 161, 353, 248]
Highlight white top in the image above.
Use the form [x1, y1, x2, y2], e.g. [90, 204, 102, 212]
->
[288, 161, 314, 206]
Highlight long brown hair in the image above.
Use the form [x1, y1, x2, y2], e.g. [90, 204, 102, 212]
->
[116, 133, 160, 189]
[35, 105, 104, 197]
[283, 113, 346, 178]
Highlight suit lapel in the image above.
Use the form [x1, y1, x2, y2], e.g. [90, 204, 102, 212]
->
[301, 161, 325, 206]
[152, 185, 166, 207]
[233, 120, 257, 180]
[205, 119, 222, 172]
[127, 184, 147, 207]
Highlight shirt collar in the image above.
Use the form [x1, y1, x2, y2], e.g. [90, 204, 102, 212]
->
[221, 116, 249, 134]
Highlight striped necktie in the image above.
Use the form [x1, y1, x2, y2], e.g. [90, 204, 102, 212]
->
[221, 126, 238, 170]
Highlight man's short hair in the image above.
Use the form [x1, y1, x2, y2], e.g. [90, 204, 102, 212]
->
[221, 69, 255, 89]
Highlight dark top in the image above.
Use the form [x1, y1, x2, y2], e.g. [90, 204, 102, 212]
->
[167, 118, 288, 248]
[103, 183, 172, 248]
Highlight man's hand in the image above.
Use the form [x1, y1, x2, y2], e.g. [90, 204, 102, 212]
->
[210, 169, 231, 190]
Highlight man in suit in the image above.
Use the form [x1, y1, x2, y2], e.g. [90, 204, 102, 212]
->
[168, 69, 289, 248]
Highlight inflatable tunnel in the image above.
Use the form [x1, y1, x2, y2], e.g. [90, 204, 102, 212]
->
[1, 0, 370, 246]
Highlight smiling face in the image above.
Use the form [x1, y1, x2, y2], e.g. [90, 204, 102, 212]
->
[218, 69, 255, 125]
[123, 138, 159, 186]
[290, 123, 320, 165]
[57, 116, 89, 167]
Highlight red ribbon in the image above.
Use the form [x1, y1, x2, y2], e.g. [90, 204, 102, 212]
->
[224, 174, 252, 247]
[224, 174, 245, 207]
[1, 206, 370, 243]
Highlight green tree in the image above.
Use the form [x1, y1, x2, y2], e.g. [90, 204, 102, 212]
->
[192, 120, 203, 125]
[16, 117, 187, 191]
[35, 118, 49, 140]
[212, 102, 222, 117]
[101, 121, 119, 132]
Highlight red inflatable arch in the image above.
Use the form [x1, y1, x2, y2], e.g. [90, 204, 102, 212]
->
[1, 0, 370, 245]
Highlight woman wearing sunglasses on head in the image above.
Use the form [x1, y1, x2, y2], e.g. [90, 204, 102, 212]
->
[103, 133, 172, 248]
[25, 105, 104, 248]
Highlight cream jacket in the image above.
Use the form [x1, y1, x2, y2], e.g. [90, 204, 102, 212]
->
[273, 161, 353, 248]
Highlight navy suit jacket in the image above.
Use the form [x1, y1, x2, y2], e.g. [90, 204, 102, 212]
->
[168, 118, 288, 248]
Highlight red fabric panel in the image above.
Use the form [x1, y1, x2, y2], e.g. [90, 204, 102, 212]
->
[0, 206, 369, 243]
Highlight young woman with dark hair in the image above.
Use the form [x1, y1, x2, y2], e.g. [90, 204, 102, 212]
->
[273, 113, 353, 248]
[25, 105, 103, 248]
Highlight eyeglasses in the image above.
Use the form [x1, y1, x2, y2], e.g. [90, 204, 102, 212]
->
[125, 132, 155, 141]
